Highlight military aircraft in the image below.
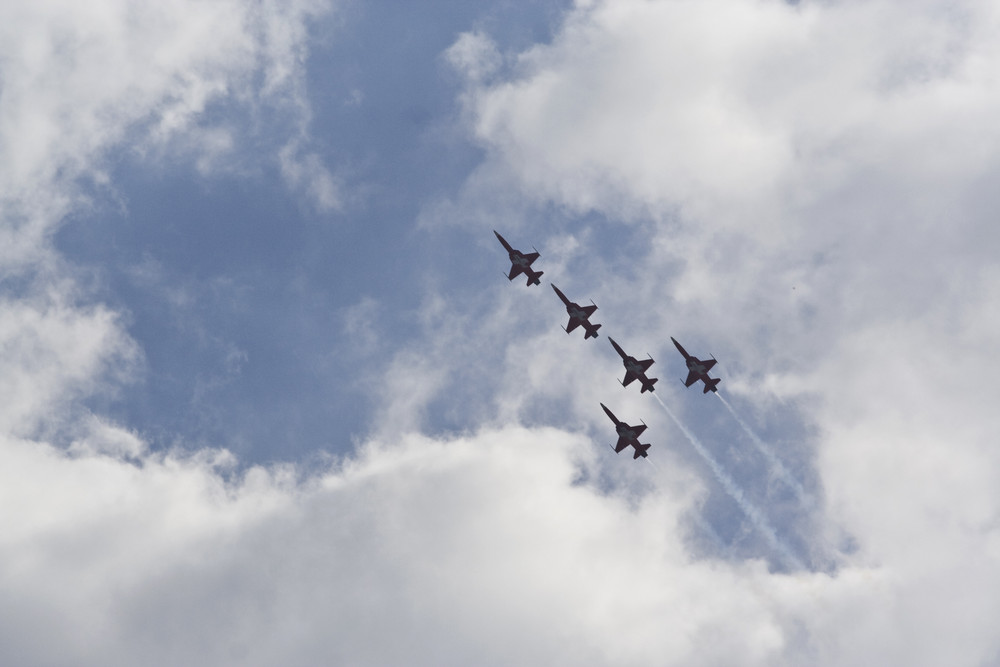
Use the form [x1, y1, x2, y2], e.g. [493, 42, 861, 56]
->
[600, 403, 651, 459]
[494, 230, 543, 286]
[550, 284, 601, 339]
[609, 337, 658, 393]
[671, 337, 721, 393]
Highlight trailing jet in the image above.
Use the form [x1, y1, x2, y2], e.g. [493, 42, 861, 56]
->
[609, 337, 658, 393]
[494, 230, 543, 286]
[600, 403, 651, 459]
[550, 284, 601, 339]
[671, 337, 721, 393]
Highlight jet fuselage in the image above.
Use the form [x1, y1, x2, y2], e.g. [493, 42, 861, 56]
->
[616, 423, 641, 441]
[551, 284, 600, 338]
[671, 337, 721, 393]
[686, 358, 711, 374]
[510, 251, 531, 267]
[624, 358, 645, 374]
[495, 230, 543, 286]
[608, 337, 657, 392]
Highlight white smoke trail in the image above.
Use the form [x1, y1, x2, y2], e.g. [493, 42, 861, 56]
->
[652, 393, 806, 571]
[645, 456, 729, 556]
[715, 392, 813, 508]
[691, 511, 730, 555]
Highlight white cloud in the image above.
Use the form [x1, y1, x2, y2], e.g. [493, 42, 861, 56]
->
[434, 0, 1000, 662]
[0, 0, 337, 243]
[279, 138, 343, 212]
[445, 30, 503, 84]
[0, 291, 139, 437]
[457, 0, 1000, 241]
[0, 422, 816, 667]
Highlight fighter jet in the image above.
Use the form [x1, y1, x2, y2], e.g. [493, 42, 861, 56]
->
[494, 230, 543, 286]
[550, 284, 601, 339]
[671, 337, 721, 393]
[609, 337, 658, 393]
[600, 403, 651, 459]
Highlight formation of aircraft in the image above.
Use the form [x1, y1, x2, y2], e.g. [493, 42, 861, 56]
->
[600, 403, 651, 459]
[551, 284, 601, 339]
[671, 337, 721, 394]
[494, 230, 543, 286]
[494, 230, 725, 462]
[609, 337, 658, 393]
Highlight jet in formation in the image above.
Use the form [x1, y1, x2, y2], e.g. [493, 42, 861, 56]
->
[671, 337, 721, 393]
[600, 403, 651, 459]
[550, 284, 601, 339]
[494, 230, 543, 286]
[609, 337, 658, 393]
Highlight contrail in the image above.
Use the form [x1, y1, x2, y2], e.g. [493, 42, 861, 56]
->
[715, 392, 813, 507]
[652, 393, 805, 571]
[644, 456, 729, 556]
[691, 511, 730, 556]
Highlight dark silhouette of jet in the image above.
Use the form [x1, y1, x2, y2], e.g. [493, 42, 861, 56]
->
[550, 284, 601, 339]
[600, 403, 651, 459]
[671, 337, 721, 393]
[494, 230, 543, 286]
[609, 337, 658, 393]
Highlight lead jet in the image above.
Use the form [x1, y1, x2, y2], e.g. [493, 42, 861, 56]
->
[671, 337, 721, 393]
[550, 284, 601, 339]
[609, 337, 658, 393]
[494, 230, 543, 286]
[600, 403, 651, 459]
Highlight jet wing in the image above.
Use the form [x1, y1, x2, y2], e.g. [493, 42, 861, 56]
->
[565, 318, 581, 333]
[637, 358, 654, 372]
[507, 265, 525, 280]
[700, 358, 717, 372]
[621, 370, 637, 386]
[523, 251, 540, 266]
[581, 304, 597, 316]
[632, 423, 647, 437]
[614, 438, 630, 453]
[684, 370, 699, 387]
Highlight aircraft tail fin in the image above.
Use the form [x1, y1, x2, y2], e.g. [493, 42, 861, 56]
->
[703, 377, 721, 393]
[584, 323, 601, 339]
[640, 377, 658, 393]
[633, 443, 651, 459]
[528, 271, 543, 286]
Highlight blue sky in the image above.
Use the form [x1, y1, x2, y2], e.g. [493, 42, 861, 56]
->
[3, 0, 1000, 664]
[52, 0, 571, 462]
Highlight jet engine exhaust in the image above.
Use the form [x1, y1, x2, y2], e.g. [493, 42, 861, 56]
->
[652, 393, 805, 572]
[715, 392, 813, 508]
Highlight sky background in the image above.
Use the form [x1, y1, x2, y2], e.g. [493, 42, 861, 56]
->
[2, 0, 1000, 665]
